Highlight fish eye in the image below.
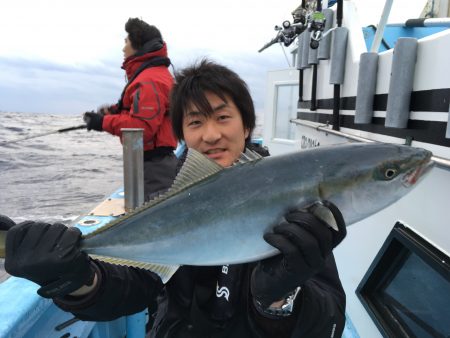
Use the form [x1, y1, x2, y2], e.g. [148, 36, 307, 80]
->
[385, 168, 398, 179]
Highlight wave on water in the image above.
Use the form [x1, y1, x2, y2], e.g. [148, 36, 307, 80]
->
[4, 126, 24, 132]
[0, 112, 123, 224]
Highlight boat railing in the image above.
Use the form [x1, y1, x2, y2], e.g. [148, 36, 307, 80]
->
[370, 0, 394, 53]
[290, 118, 450, 169]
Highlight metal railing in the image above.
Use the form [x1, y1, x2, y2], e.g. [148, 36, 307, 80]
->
[122, 129, 145, 212]
[290, 118, 450, 169]
[121, 128, 146, 338]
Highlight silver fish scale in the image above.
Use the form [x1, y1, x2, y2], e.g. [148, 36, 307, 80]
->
[82, 143, 433, 266]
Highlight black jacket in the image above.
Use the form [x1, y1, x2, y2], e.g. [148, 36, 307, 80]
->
[55, 144, 346, 337]
[56, 256, 345, 338]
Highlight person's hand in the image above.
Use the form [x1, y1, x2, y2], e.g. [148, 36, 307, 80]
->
[5, 221, 95, 298]
[251, 201, 346, 309]
[97, 104, 119, 115]
[97, 104, 110, 115]
[83, 111, 104, 131]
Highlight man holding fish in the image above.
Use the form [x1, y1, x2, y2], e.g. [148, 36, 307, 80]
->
[3, 60, 348, 337]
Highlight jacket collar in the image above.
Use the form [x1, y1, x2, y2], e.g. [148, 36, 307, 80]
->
[122, 42, 169, 80]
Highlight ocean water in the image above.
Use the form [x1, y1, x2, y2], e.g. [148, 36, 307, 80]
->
[0, 112, 123, 225]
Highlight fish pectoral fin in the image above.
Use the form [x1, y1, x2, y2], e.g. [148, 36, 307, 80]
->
[90, 254, 179, 284]
[306, 202, 339, 231]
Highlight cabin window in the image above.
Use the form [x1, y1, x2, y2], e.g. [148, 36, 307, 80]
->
[274, 84, 299, 140]
[357, 222, 450, 338]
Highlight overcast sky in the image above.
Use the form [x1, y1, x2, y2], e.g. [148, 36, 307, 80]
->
[0, 0, 424, 115]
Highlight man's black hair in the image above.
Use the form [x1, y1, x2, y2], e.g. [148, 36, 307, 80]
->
[170, 59, 256, 142]
[125, 18, 162, 51]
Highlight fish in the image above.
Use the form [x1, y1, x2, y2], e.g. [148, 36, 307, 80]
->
[0, 143, 434, 283]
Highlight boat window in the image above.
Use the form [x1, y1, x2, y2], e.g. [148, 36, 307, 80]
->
[274, 84, 299, 140]
[357, 222, 450, 338]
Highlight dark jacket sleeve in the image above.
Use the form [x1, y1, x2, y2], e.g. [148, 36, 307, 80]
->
[249, 254, 346, 338]
[54, 259, 164, 321]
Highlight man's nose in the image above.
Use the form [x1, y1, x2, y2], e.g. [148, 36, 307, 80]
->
[202, 121, 221, 143]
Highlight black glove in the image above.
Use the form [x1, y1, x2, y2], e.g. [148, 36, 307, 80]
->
[0, 214, 16, 231]
[251, 201, 346, 309]
[97, 104, 119, 115]
[83, 111, 104, 131]
[5, 221, 95, 298]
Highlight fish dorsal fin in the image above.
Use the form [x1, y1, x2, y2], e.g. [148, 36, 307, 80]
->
[237, 148, 263, 164]
[84, 148, 261, 239]
[148, 148, 224, 204]
[84, 149, 225, 239]
[168, 148, 224, 194]
[91, 254, 179, 284]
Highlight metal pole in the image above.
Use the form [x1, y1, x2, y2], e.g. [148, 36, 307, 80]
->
[122, 128, 147, 336]
[332, 85, 341, 130]
[298, 69, 304, 103]
[122, 128, 144, 212]
[311, 64, 318, 111]
[370, 0, 394, 53]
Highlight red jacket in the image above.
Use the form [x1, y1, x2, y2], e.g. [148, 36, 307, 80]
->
[102, 43, 177, 152]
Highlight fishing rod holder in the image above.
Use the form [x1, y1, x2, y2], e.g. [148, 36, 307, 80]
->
[307, 11, 327, 49]
[122, 128, 145, 211]
[258, 3, 326, 52]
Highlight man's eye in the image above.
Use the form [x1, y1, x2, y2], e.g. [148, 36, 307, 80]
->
[188, 120, 201, 126]
[218, 115, 230, 121]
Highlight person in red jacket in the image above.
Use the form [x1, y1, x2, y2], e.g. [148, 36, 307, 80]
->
[83, 18, 178, 200]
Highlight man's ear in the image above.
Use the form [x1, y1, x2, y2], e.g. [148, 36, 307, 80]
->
[244, 128, 250, 139]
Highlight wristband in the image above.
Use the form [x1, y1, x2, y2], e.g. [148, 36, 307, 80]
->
[254, 286, 301, 317]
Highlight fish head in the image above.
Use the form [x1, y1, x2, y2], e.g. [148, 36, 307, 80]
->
[318, 143, 434, 225]
[372, 146, 434, 188]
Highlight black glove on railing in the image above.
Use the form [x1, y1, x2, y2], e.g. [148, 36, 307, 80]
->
[251, 201, 346, 309]
[83, 111, 104, 131]
[5, 221, 95, 298]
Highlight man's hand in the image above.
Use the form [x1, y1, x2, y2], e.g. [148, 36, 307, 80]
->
[97, 104, 119, 115]
[251, 201, 346, 309]
[5, 221, 95, 298]
[83, 111, 104, 131]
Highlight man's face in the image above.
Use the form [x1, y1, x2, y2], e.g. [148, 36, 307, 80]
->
[122, 36, 137, 59]
[182, 92, 250, 167]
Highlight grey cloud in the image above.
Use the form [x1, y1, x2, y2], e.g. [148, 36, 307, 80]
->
[0, 49, 291, 115]
[0, 55, 120, 78]
[0, 56, 124, 114]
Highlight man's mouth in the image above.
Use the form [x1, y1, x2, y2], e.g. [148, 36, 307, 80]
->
[204, 149, 225, 156]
